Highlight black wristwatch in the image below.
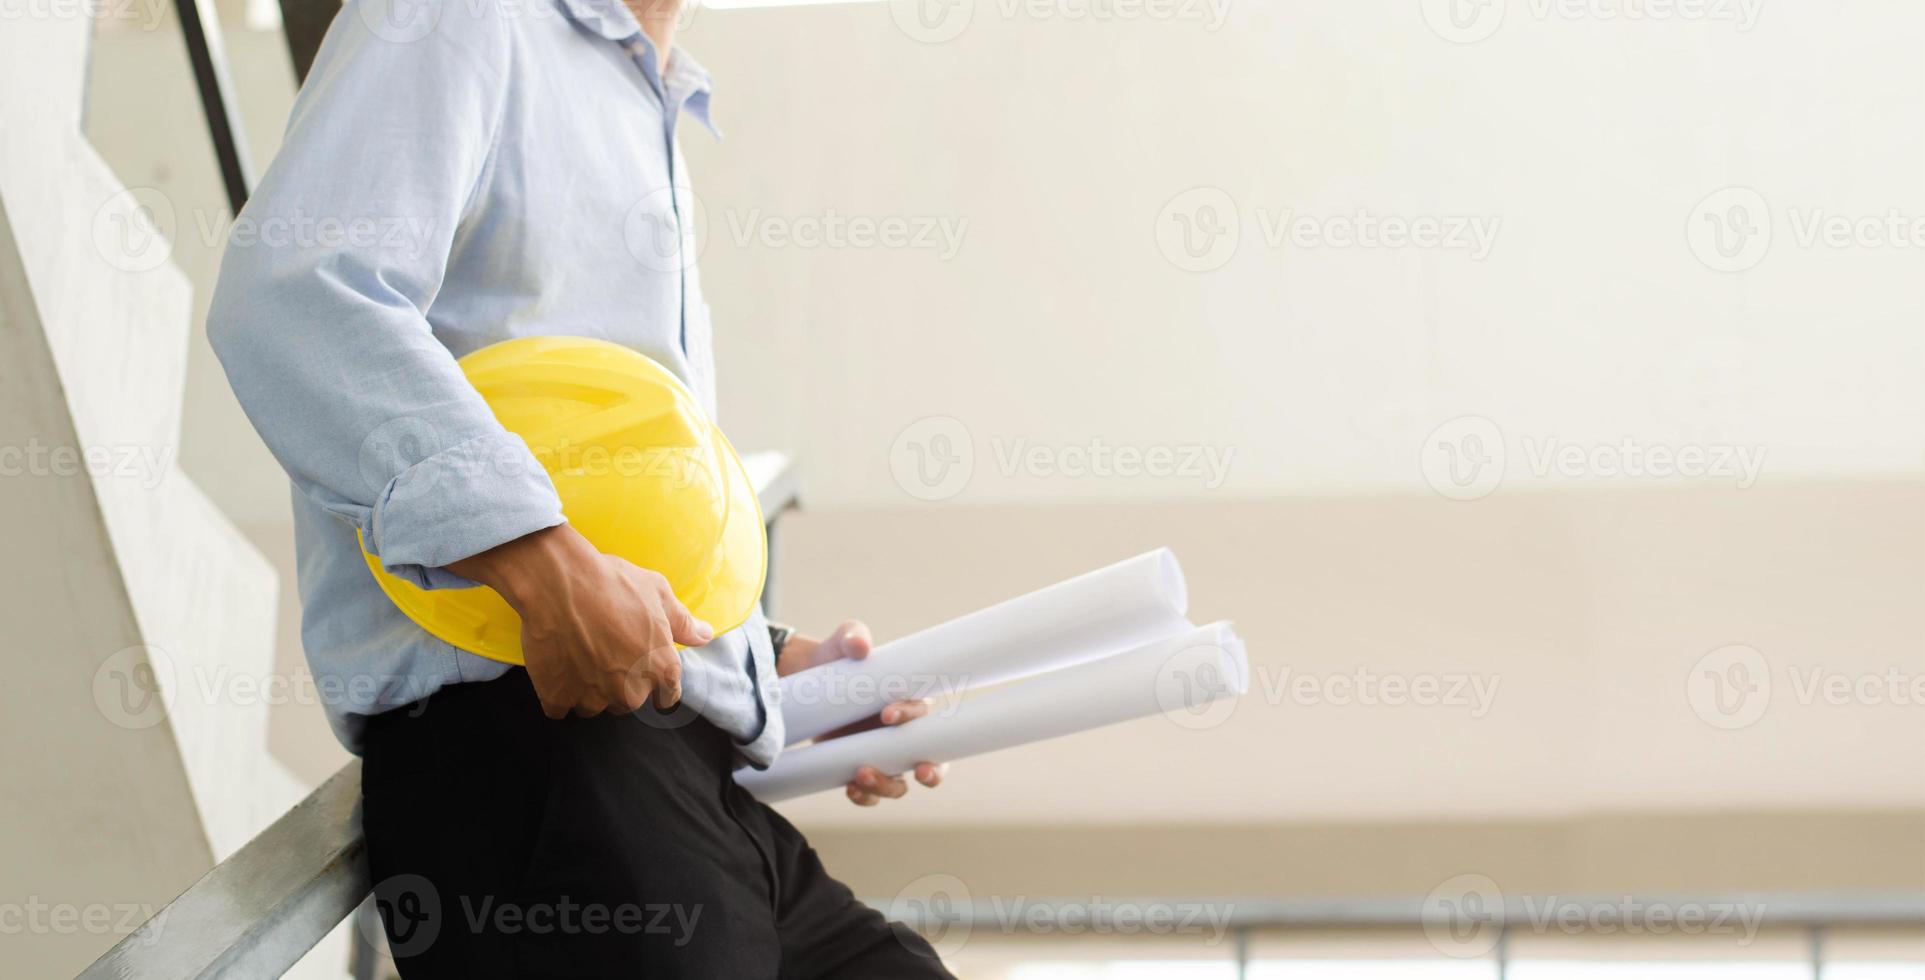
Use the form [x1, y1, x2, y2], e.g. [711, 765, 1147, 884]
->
[767, 622, 796, 655]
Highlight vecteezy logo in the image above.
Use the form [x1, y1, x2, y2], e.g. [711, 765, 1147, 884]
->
[1421, 0, 1505, 43]
[366, 874, 442, 959]
[1423, 873, 1505, 957]
[888, 874, 973, 959]
[359, 0, 442, 44]
[1155, 187, 1241, 272]
[92, 645, 176, 730]
[889, 416, 974, 502]
[624, 183, 708, 275]
[1687, 187, 1772, 273]
[1687, 643, 1771, 730]
[91, 187, 176, 273]
[891, 0, 973, 43]
[358, 415, 445, 504]
[1420, 415, 1506, 501]
[1155, 643, 1242, 730]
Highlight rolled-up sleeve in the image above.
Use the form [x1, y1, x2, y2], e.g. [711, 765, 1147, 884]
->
[206, 0, 562, 589]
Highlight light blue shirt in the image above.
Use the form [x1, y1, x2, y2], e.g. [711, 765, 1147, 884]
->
[206, 0, 784, 764]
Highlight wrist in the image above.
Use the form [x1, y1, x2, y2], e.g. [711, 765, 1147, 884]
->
[767, 622, 796, 656]
[448, 523, 588, 611]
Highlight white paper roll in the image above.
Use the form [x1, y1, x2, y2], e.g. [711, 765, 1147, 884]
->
[777, 549, 1192, 745]
[737, 621, 1247, 803]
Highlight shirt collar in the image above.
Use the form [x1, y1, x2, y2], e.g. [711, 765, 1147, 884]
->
[550, 0, 641, 41]
[666, 48, 720, 138]
[549, 0, 721, 137]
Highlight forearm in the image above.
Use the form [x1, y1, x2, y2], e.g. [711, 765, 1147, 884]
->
[447, 524, 595, 613]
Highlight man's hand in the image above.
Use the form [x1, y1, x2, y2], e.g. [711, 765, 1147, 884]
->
[775, 619, 948, 807]
[449, 524, 714, 719]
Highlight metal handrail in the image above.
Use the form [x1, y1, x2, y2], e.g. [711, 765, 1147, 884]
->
[866, 892, 1925, 931]
[77, 765, 368, 980]
[173, 0, 254, 211]
[80, 455, 802, 979]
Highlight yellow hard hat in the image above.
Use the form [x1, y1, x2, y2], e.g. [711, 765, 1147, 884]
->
[361, 336, 767, 665]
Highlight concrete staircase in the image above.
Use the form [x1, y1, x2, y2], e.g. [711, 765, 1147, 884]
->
[0, 10, 348, 977]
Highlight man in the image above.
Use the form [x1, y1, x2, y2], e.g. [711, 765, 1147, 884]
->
[205, 0, 954, 974]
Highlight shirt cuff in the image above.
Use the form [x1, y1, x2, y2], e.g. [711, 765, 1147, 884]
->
[364, 430, 565, 590]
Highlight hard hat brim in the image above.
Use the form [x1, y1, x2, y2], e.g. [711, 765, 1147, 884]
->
[356, 425, 767, 666]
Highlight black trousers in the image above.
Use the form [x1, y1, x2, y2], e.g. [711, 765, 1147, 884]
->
[361, 669, 956, 979]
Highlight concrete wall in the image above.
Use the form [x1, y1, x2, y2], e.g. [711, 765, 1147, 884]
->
[67, 0, 1925, 927]
[679, 2, 1925, 507]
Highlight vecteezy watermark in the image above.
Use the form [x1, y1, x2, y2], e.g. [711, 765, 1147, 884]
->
[1154, 642, 1245, 730]
[624, 183, 707, 274]
[215, 211, 438, 262]
[628, 186, 968, 267]
[890, 0, 1229, 44]
[775, 669, 970, 726]
[366, 875, 701, 960]
[1422, 0, 1765, 44]
[1420, 415, 1768, 501]
[357, 414, 721, 506]
[723, 209, 969, 261]
[91, 187, 175, 274]
[1688, 185, 1925, 273]
[1685, 643, 1771, 730]
[91, 645, 456, 730]
[1687, 643, 1925, 731]
[1155, 187, 1501, 273]
[885, 874, 1234, 957]
[1423, 874, 1766, 958]
[1250, 666, 1501, 718]
[889, 416, 1236, 502]
[89, 187, 441, 273]
[0, 439, 175, 490]
[0, 898, 166, 944]
[0, 0, 170, 29]
[1423, 873, 1507, 957]
[92, 645, 175, 731]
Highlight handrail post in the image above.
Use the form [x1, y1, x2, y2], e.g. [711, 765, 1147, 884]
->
[172, 0, 254, 212]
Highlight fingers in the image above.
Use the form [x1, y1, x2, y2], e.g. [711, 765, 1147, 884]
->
[809, 619, 872, 669]
[611, 669, 653, 716]
[817, 697, 931, 742]
[880, 699, 931, 726]
[651, 648, 684, 711]
[832, 620, 873, 661]
[845, 766, 909, 806]
[915, 762, 948, 788]
[658, 583, 715, 648]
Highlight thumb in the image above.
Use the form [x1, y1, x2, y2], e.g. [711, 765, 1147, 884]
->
[814, 619, 873, 668]
[662, 590, 715, 647]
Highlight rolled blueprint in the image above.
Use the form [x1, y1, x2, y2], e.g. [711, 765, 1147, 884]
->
[737, 621, 1247, 803]
[778, 549, 1192, 745]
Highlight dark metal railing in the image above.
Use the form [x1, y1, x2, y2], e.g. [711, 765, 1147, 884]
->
[173, 0, 340, 214]
[172, 0, 255, 211]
